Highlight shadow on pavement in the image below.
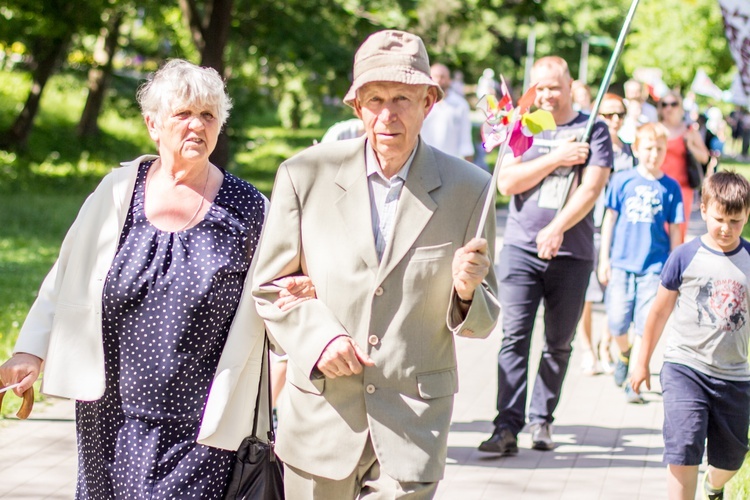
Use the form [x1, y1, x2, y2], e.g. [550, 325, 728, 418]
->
[448, 421, 664, 470]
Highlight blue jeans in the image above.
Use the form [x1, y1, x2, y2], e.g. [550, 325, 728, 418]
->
[494, 245, 592, 435]
[605, 268, 660, 337]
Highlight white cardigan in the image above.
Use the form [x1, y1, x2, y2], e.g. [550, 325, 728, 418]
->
[14, 155, 266, 450]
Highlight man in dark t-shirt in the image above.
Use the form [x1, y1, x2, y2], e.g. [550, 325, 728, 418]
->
[479, 56, 613, 455]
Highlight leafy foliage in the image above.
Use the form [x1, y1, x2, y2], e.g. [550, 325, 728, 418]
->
[623, 0, 736, 90]
[0, 0, 739, 163]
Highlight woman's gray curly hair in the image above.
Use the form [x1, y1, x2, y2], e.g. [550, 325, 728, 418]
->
[137, 59, 233, 128]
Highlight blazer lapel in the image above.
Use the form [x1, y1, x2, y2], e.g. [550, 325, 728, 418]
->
[376, 141, 441, 285]
[334, 138, 380, 273]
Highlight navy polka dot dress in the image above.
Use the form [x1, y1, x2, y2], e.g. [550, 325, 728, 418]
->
[75, 160, 265, 499]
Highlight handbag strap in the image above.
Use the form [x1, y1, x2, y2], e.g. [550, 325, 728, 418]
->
[250, 334, 276, 448]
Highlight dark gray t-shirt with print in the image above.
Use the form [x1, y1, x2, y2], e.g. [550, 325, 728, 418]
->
[504, 113, 613, 260]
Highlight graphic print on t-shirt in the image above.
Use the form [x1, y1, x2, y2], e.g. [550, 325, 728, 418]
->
[624, 185, 664, 223]
[695, 278, 748, 332]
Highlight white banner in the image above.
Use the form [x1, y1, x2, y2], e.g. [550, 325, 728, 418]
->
[719, 0, 750, 100]
[690, 68, 724, 100]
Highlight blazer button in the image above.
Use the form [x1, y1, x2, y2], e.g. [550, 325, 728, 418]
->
[368, 335, 379, 346]
[366, 384, 376, 394]
[374, 286, 384, 296]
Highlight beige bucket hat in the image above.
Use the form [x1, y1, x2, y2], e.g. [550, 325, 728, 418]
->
[343, 30, 444, 107]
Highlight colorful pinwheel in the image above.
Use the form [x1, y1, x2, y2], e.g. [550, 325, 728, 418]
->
[476, 80, 556, 158]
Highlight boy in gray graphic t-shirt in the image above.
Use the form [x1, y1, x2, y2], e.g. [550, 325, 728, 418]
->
[630, 171, 750, 500]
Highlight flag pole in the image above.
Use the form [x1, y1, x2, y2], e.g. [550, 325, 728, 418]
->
[556, 0, 641, 214]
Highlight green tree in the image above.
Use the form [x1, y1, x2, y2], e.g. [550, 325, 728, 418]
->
[0, 0, 107, 149]
[623, 0, 734, 91]
[77, 9, 125, 138]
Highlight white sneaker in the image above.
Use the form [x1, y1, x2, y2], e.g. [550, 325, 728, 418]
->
[581, 350, 600, 376]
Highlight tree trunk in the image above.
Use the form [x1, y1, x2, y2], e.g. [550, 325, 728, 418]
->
[202, 0, 234, 168]
[177, 0, 234, 167]
[1, 36, 69, 150]
[78, 12, 124, 138]
[179, 0, 206, 55]
[200, 0, 232, 75]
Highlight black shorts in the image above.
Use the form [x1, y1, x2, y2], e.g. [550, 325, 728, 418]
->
[661, 362, 750, 470]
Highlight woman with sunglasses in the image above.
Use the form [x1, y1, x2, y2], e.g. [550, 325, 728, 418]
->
[600, 94, 636, 173]
[578, 93, 636, 376]
[658, 90, 710, 240]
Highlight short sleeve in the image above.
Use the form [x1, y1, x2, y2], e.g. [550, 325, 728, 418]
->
[660, 239, 700, 290]
[587, 120, 614, 170]
[666, 180, 685, 224]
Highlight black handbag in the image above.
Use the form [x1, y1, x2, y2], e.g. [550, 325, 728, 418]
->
[224, 336, 285, 500]
[684, 136, 704, 189]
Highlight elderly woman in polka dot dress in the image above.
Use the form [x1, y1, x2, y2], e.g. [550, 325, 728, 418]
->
[0, 59, 311, 499]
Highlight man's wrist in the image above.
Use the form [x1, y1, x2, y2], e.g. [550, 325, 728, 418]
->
[456, 290, 474, 305]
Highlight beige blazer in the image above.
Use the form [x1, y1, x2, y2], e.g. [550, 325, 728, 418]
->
[14, 155, 267, 451]
[253, 137, 500, 483]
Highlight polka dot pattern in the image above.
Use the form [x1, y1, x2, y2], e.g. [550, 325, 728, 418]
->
[75, 160, 265, 499]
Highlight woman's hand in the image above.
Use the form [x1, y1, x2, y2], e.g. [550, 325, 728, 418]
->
[273, 276, 317, 311]
[0, 353, 42, 397]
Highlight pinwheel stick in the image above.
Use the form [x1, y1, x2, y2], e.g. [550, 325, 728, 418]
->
[556, 0, 641, 215]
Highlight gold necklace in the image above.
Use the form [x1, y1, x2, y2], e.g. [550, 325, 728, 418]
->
[147, 162, 211, 232]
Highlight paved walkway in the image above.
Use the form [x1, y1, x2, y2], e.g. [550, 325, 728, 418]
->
[0, 208, 708, 499]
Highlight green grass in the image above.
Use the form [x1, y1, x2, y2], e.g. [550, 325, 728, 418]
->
[728, 468, 750, 498]
[234, 125, 324, 194]
[0, 193, 84, 415]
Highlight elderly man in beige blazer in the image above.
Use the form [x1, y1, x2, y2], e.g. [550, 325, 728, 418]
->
[253, 29, 500, 498]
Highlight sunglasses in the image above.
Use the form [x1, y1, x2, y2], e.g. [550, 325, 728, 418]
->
[600, 112, 625, 120]
[659, 101, 680, 108]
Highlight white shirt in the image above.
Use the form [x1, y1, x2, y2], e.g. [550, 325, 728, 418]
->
[421, 90, 475, 159]
[621, 100, 659, 144]
[365, 141, 416, 261]
[641, 101, 659, 122]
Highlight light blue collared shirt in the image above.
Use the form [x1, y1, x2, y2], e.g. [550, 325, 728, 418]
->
[365, 140, 417, 261]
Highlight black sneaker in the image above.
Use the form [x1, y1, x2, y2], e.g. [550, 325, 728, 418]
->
[478, 427, 518, 456]
[702, 473, 724, 499]
[529, 422, 555, 451]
